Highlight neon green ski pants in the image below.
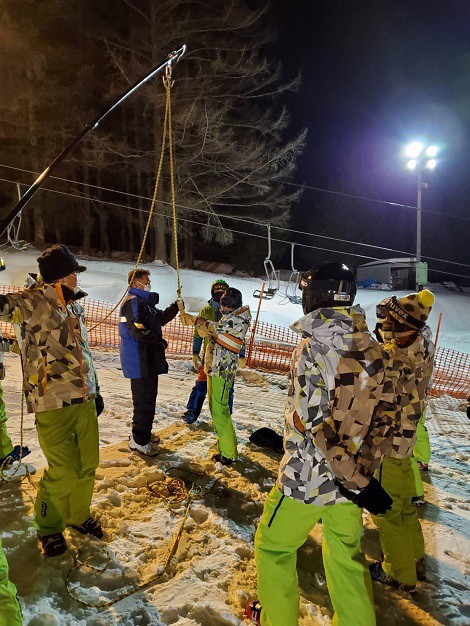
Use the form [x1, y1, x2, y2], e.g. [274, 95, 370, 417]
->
[0, 382, 13, 460]
[255, 486, 376, 626]
[372, 457, 425, 586]
[34, 399, 99, 537]
[207, 375, 237, 460]
[0, 538, 22, 626]
[413, 410, 431, 464]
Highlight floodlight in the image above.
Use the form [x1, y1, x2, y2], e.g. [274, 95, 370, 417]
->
[426, 146, 438, 157]
[405, 142, 423, 158]
[426, 159, 437, 170]
[406, 159, 417, 170]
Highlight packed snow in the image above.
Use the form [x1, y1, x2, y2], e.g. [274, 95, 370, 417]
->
[0, 248, 469, 625]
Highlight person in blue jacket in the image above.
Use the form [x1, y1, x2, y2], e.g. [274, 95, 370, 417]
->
[183, 280, 246, 424]
[119, 269, 179, 456]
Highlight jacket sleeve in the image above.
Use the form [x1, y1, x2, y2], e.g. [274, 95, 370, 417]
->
[159, 302, 179, 327]
[121, 299, 160, 345]
[194, 317, 218, 339]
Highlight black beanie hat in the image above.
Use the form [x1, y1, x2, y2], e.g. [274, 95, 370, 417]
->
[37, 245, 87, 283]
[220, 287, 243, 311]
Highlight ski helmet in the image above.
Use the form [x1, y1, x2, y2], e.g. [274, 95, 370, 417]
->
[299, 262, 356, 314]
[220, 287, 243, 311]
[211, 279, 229, 302]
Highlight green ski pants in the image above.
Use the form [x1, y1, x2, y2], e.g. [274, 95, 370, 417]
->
[207, 375, 237, 460]
[255, 487, 376, 626]
[0, 538, 22, 626]
[372, 457, 425, 586]
[413, 410, 431, 465]
[34, 399, 99, 537]
[0, 382, 13, 460]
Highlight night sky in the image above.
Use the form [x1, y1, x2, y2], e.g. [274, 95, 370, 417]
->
[271, 0, 470, 277]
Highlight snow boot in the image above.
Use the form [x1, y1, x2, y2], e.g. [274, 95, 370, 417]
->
[183, 411, 198, 425]
[416, 557, 427, 581]
[71, 517, 103, 539]
[212, 453, 236, 466]
[129, 436, 158, 457]
[369, 561, 416, 593]
[245, 600, 262, 625]
[39, 532, 67, 557]
[0, 445, 31, 467]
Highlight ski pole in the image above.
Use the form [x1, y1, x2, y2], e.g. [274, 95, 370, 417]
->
[0, 45, 187, 237]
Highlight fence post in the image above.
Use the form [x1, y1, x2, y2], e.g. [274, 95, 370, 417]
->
[246, 282, 265, 368]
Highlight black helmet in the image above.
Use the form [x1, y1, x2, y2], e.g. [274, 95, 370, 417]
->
[299, 262, 356, 314]
[220, 287, 243, 311]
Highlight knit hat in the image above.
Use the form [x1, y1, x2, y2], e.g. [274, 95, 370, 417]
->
[37, 245, 87, 283]
[387, 289, 434, 330]
[211, 279, 229, 297]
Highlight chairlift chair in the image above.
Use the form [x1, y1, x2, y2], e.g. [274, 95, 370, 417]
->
[253, 225, 280, 300]
[284, 243, 302, 304]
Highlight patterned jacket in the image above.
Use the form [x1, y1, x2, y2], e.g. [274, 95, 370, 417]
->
[385, 326, 435, 459]
[193, 300, 246, 360]
[194, 306, 251, 381]
[277, 306, 387, 506]
[0, 283, 97, 413]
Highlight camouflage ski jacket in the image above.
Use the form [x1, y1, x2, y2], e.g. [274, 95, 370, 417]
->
[277, 306, 387, 506]
[384, 326, 435, 459]
[0, 283, 98, 413]
[194, 306, 251, 381]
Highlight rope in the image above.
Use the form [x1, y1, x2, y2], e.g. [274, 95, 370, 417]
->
[164, 66, 182, 298]
[88, 64, 176, 332]
[65, 474, 218, 608]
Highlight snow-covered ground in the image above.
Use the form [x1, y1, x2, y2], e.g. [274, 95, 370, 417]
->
[0, 247, 469, 354]
[0, 248, 469, 625]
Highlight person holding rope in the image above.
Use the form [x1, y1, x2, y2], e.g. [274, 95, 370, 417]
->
[183, 279, 246, 424]
[0, 245, 104, 557]
[179, 288, 251, 465]
[119, 268, 179, 457]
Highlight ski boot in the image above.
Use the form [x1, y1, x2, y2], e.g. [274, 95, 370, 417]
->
[212, 453, 236, 466]
[245, 600, 262, 625]
[369, 561, 416, 593]
[71, 517, 103, 539]
[39, 533, 67, 557]
[416, 557, 427, 581]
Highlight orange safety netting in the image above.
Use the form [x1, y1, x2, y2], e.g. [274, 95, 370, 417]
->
[0, 285, 468, 399]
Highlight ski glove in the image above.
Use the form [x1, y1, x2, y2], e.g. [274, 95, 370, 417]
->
[95, 393, 105, 417]
[335, 477, 393, 515]
[192, 354, 202, 370]
[238, 357, 246, 369]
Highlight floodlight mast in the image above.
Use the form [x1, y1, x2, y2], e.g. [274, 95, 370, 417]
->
[0, 44, 187, 237]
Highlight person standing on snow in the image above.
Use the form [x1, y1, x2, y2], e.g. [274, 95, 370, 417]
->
[248, 263, 393, 626]
[179, 287, 251, 465]
[370, 290, 435, 592]
[119, 269, 179, 457]
[183, 279, 246, 424]
[0, 245, 104, 557]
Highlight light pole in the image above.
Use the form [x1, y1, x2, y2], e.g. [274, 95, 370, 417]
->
[404, 142, 438, 290]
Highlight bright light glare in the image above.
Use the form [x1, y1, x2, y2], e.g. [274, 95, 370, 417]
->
[426, 145, 438, 157]
[426, 159, 437, 170]
[405, 142, 423, 158]
[406, 159, 417, 170]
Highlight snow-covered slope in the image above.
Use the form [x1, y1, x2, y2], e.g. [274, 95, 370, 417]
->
[1, 248, 469, 353]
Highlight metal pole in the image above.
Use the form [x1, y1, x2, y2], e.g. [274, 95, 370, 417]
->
[416, 169, 422, 290]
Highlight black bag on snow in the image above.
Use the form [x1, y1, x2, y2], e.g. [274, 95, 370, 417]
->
[249, 427, 284, 454]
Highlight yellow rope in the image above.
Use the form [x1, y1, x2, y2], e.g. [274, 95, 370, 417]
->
[88, 67, 176, 332]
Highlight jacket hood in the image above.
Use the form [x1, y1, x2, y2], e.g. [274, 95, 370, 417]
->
[129, 286, 159, 306]
[290, 305, 373, 352]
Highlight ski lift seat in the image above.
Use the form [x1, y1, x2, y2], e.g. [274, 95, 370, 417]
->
[253, 287, 277, 300]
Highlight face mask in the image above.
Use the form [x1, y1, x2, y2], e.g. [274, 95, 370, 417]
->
[137, 281, 151, 292]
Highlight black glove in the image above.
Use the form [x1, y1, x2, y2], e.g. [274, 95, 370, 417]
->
[336, 477, 393, 515]
[95, 393, 104, 417]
